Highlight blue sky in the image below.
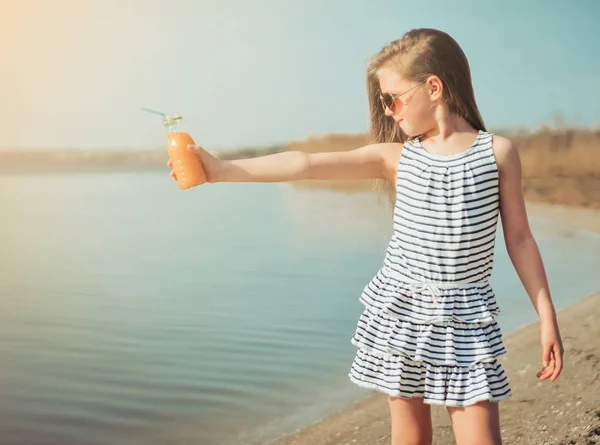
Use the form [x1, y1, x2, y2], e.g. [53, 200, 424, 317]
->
[1, 0, 598, 150]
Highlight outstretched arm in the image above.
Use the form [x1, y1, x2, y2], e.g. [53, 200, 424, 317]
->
[170, 142, 401, 184]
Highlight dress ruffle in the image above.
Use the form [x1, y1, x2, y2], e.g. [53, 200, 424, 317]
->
[359, 266, 501, 324]
[349, 348, 512, 407]
[348, 266, 512, 406]
[351, 311, 506, 367]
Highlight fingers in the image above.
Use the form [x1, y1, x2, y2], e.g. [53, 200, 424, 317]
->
[188, 144, 205, 155]
[537, 353, 563, 382]
[550, 347, 563, 382]
[536, 343, 564, 382]
[167, 158, 176, 181]
[542, 346, 551, 368]
[537, 346, 552, 380]
[538, 344, 553, 380]
[537, 360, 555, 380]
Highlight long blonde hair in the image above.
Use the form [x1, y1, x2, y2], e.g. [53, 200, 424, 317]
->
[367, 28, 487, 206]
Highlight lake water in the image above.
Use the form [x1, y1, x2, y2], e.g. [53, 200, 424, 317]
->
[1, 170, 599, 445]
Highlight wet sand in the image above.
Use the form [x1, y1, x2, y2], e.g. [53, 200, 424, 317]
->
[270, 203, 600, 445]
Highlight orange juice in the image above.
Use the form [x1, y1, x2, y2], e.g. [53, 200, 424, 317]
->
[167, 131, 206, 189]
[163, 114, 206, 190]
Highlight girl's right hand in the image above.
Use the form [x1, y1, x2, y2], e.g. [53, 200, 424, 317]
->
[167, 145, 221, 183]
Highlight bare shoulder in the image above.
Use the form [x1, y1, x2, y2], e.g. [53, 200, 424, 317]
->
[491, 134, 520, 175]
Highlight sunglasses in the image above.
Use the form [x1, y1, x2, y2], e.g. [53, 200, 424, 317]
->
[379, 81, 426, 112]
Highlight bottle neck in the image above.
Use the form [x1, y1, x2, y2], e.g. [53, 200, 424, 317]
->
[162, 115, 187, 133]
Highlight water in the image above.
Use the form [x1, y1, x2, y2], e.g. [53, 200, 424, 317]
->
[0, 170, 599, 445]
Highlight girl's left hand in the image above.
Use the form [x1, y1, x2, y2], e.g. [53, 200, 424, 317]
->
[536, 320, 564, 382]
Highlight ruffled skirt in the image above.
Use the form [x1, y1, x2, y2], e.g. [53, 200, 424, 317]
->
[348, 267, 512, 407]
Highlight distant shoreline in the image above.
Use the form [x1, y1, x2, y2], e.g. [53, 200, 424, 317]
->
[0, 144, 284, 170]
[2, 127, 598, 209]
[1, 126, 595, 167]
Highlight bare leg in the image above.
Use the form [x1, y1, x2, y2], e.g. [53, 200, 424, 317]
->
[447, 400, 502, 445]
[388, 396, 432, 445]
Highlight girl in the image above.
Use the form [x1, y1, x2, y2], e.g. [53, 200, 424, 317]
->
[169, 28, 564, 445]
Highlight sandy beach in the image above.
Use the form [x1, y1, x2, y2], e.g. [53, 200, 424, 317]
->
[270, 202, 600, 445]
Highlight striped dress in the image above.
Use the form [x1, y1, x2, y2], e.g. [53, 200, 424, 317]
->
[348, 130, 512, 407]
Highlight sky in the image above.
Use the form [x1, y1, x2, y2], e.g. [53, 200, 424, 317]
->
[0, 0, 598, 151]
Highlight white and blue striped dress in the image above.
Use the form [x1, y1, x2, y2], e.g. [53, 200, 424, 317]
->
[348, 130, 512, 407]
